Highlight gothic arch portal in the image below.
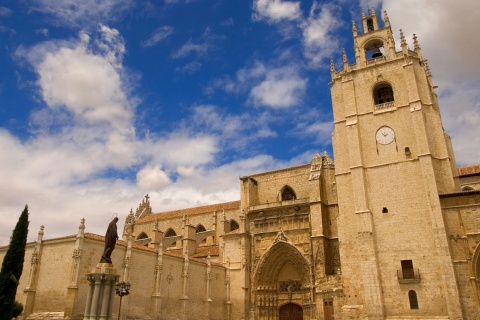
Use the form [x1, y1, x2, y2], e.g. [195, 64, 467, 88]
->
[253, 232, 312, 319]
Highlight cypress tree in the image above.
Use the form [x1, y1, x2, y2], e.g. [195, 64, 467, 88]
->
[0, 205, 29, 319]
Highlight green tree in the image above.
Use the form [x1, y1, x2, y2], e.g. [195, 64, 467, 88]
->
[0, 205, 29, 319]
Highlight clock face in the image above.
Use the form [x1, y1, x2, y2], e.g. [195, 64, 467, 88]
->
[376, 126, 395, 144]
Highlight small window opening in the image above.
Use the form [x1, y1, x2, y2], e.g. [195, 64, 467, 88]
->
[401, 260, 415, 279]
[462, 186, 475, 191]
[230, 219, 239, 232]
[136, 232, 148, 240]
[374, 84, 394, 104]
[382, 207, 388, 213]
[196, 224, 206, 233]
[165, 228, 176, 237]
[367, 19, 374, 31]
[405, 147, 411, 155]
[281, 186, 296, 201]
[408, 290, 419, 309]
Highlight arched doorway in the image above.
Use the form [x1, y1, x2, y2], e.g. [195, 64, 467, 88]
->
[279, 303, 303, 320]
[253, 232, 312, 320]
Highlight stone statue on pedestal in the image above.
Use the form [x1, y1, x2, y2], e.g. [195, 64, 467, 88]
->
[100, 217, 119, 264]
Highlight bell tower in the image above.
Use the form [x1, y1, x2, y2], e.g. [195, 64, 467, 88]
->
[330, 9, 462, 319]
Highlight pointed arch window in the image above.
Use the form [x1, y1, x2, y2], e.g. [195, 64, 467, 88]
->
[367, 19, 374, 31]
[230, 219, 239, 232]
[281, 186, 296, 201]
[196, 224, 206, 233]
[165, 228, 176, 237]
[374, 83, 394, 105]
[408, 290, 419, 309]
[136, 232, 149, 240]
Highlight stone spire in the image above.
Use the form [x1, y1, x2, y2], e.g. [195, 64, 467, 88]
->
[352, 21, 358, 36]
[413, 34, 423, 59]
[383, 10, 390, 27]
[342, 48, 349, 70]
[330, 57, 336, 79]
[400, 29, 408, 55]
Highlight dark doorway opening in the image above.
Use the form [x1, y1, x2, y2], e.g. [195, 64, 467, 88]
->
[279, 303, 303, 320]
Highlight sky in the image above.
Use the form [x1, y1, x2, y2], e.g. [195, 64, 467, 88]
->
[0, 0, 479, 245]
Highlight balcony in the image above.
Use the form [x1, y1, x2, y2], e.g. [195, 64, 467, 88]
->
[374, 101, 395, 112]
[397, 269, 421, 284]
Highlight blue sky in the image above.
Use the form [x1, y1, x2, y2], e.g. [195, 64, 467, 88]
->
[1, 0, 479, 244]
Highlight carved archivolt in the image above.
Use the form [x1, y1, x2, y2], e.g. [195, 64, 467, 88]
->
[254, 232, 310, 288]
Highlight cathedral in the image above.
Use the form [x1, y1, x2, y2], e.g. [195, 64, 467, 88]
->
[2, 10, 480, 320]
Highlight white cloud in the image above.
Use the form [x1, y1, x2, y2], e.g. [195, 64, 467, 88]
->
[253, 0, 301, 22]
[36, 42, 131, 128]
[301, 3, 341, 67]
[380, 0, 480, 165]
[31, 0, 134, 27]
[142, 26, 174, 47]
[136, 165, 171, 191]
[172, 39, 210, 59]
[250, 65, 307, 108]
[1, 25, 227, 244]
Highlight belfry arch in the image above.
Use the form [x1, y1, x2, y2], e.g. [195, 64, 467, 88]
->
[253, 233, 313, 319]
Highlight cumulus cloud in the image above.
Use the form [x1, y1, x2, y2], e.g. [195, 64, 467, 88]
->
[301, 3, 341, 67]
[210, 62, 307, 109]
[136, 165, 171, 191]
[253, 0, 302, 22]
[250, 66, 307, 108]
[1, 25, 229, 244]
[142, 26, 174, 47]
[30, 0, 134, 27]
[36, 36, 130, 128]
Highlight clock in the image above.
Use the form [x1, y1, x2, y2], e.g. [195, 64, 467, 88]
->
[376, 126, 395, 145]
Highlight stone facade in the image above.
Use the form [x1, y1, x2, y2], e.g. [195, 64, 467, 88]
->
[1, 9, 480, 320]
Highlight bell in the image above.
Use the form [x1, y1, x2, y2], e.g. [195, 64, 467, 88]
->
[372, 47, 383, 58]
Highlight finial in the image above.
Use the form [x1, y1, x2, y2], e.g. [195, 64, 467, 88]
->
[342, 48, 349, 64]
[330, 57, 335, 72]
[413, 34, 420, 51]
[371, 7, 376, 16]
[383, 10, 390, 25]
[352, 21, 358, 36]
[400, 29, 407, 46]
[37, 225, 45, 242]
[362, 9, 366, 18]
[424, 60, 432, 77]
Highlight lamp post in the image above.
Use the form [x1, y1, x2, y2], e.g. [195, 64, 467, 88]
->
[115, 281, 131, 320]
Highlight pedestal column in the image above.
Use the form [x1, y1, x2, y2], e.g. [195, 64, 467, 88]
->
[84, 263, 120, 320]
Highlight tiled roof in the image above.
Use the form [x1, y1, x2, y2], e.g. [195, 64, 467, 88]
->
[136, 200, 240, 223]
[192, 245, 219, 258]
[458, 164, 480, 176]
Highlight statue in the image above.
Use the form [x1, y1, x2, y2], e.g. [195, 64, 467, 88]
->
[100, 217, 119, 264]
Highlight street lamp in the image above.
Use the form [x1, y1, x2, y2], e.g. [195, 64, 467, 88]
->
[115, 281, 131, 320]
